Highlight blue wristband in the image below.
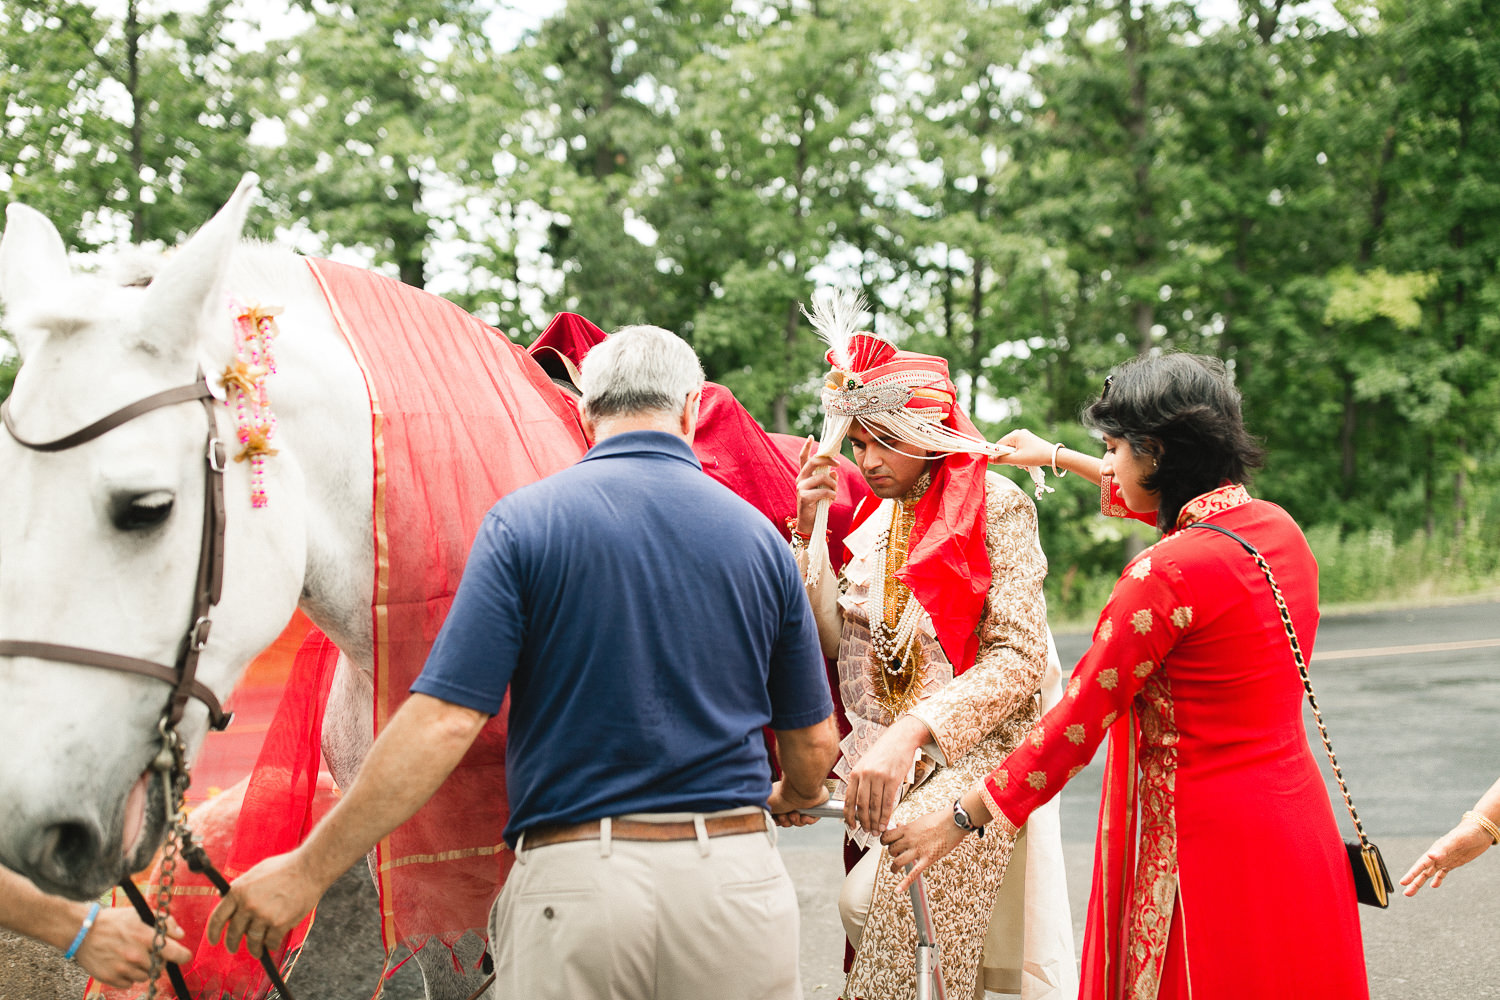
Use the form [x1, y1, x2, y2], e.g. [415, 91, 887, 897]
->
[63, 901, 101, 961]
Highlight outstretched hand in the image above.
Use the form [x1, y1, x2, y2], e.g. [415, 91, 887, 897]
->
[881, 807, 967, 893]
[992, 429, 1053, 469]
[206, 850, 323, 959]
[1400, 822, 1492, 896]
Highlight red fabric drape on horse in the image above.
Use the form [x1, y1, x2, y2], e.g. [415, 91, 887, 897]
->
[97, 616, 339, 1000]
[306, 259, 588, 958]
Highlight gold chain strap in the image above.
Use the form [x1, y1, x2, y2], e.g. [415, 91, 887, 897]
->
[1189, 523, 1370, 849]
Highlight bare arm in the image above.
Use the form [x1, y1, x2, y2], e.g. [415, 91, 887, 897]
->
[207, 693, 488, 957]
[0, 867, 191, 988]
[767, 713, 841, 826]
[1401, 776, 1500, 895]
[995, 429, 1102, 487]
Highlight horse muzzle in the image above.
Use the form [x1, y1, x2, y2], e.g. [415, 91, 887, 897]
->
[5, 768, 168, 899]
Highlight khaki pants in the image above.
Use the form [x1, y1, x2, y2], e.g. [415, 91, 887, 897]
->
[490, 808, 801, 1000]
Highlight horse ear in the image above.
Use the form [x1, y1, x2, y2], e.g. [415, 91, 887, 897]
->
[141, 173, 260, 372]
[0, 204, 74, 358]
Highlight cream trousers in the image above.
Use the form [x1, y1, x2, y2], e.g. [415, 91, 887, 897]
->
[490, 808, 801, 1000]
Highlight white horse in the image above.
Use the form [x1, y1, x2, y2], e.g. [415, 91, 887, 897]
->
[0, 175, 536, 998]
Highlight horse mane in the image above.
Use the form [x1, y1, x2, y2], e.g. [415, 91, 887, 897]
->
[229, 240, 309, 290]
[96, 239, 305, 294]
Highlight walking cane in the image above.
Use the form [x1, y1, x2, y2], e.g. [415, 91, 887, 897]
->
[799, 799, 948, 1000]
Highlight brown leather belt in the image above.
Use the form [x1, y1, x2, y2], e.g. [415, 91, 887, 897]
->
[524, 811, 769, 850]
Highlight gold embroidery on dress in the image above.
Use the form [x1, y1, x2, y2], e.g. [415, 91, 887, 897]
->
[1131, 608, 1154, 634]
[1101, 472, 1133, 517]
[1134, 661, 1154, 678]
[1128, 556, 1153, 580]
[1026, 770, 1047, 790]
[1124, 672, 1181, 998]
[1098, 668, 1119, 690]
[1066, 723, 1086, 744]
[1174, 482, 1252, 529]
[1171, 606, 1194, 629]
[1098, 619, 1115, 643]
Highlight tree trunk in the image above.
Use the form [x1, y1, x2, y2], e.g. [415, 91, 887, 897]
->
[1123, 0, 1154, 356]
[966, 258, 986, 414]
[126, 0, 145, 242]
[1450, 95, 1471, 535]
[395, 172, 426, 289]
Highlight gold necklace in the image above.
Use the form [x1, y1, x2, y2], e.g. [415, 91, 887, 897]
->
[866, 469, 932, 713]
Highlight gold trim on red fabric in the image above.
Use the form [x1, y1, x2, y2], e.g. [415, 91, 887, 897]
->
[1123, 672, 1180, 999]
[303, 258, 399, 949]
[1101, 473, 1133, 518]
[1173, 483, 1251, 529]
[376, 841, 513, 871]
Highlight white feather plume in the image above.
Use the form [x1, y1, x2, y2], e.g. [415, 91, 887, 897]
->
[800, 287, 872, 371]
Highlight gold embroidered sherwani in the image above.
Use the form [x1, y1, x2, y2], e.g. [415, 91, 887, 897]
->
[802, 471, 1077, 1000]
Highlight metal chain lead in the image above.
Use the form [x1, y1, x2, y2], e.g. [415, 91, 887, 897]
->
[1244, 547, 1370, 849]
[145, 725, 190, 999]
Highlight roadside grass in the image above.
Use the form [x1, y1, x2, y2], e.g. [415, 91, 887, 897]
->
[1046, 519, 1500, 635]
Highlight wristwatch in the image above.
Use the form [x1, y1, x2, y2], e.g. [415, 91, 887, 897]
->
[951, 798, 983, 836]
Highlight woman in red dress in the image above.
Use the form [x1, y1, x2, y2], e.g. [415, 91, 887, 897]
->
[883, 354, 1369, 999]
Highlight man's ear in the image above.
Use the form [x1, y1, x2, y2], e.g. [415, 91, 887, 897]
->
[580, 410, 598, 445]
[681, 388, 703, 440]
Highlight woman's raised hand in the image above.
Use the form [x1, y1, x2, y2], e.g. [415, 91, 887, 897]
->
[993, 429, 1056, 469]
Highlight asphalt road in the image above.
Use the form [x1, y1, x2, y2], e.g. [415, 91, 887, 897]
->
[780, 596, 1500, 999]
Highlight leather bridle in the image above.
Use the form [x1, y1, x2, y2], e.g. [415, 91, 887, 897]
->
[0, 375, 305, 999]
[0, 377, 232, 732]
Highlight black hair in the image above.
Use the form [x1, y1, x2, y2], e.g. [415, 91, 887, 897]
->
[1083, 353, 1265, 531]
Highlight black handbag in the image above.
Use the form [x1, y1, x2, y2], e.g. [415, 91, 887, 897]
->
[1189, 521, 1394, 908]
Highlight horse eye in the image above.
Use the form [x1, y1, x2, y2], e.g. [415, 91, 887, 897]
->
[110, 490, 175, 532]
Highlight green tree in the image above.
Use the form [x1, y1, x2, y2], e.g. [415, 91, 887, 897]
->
[245, 0, 493, 289]
[662, 0, 897, 432]
[0, 0, 252, 246]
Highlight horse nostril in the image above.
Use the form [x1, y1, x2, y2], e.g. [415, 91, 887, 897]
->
[39, 820, 102, 881]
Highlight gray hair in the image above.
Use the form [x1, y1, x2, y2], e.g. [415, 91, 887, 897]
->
[579, 324, 704, 422]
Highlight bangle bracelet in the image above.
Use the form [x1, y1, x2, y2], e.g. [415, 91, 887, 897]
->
[1050, 443, 1068, 478]
[63, 901, 101, 961]
[1463, 810, 1500, 845]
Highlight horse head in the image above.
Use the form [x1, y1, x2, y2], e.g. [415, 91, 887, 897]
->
[0, 175, 309, 898]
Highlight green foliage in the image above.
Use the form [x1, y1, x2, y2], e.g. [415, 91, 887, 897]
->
[8, 0, 1500, 612]
[0, 0, 252, 246]
[0, 336, 17, 404]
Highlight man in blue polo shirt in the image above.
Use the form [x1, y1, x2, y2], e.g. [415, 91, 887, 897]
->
[209, 325, 839, 1000]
